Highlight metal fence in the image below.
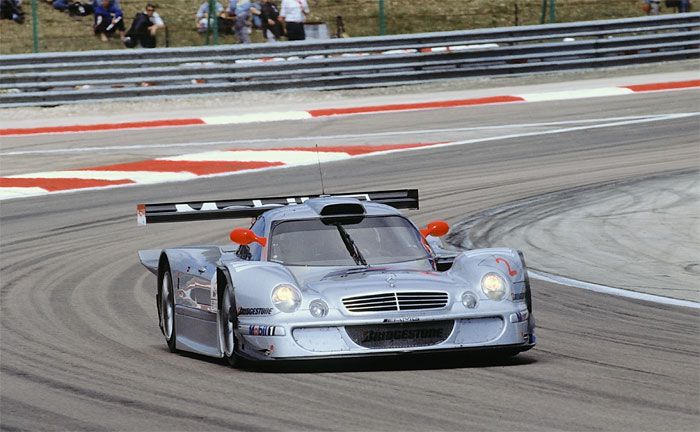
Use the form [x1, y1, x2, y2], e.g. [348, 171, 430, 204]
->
[0, 14, 698, 108]
[0, 0, 679, 55]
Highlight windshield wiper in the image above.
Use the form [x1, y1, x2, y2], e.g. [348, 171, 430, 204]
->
[335, 224, 367, 266]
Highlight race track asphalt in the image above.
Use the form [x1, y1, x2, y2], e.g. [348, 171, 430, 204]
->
[1, 90, 698, 431]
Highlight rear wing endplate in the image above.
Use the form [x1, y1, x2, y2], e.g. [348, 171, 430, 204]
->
[137, 189, 418, 225]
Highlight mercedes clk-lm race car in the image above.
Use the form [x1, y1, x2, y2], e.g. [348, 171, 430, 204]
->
[137, 189, 535, 366]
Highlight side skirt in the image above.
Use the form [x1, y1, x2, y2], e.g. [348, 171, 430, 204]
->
[174, 305, 222, 358]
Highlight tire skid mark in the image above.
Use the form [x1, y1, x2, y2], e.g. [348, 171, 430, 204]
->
[0, 397, 99, 431]
[494, 350, 699, 417]
[2, 307, 306, 429]
[1, 364, 267, 431]
[2, 227, 326, 430]
[448, 168, 700, 305]
[1, 344, 311, 430]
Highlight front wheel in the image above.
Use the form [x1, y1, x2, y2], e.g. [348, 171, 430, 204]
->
[158, 260, 177, 353]
[220, 282, 242, 367]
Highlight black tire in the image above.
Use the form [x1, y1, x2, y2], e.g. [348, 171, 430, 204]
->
[220, 281, 242, 367]
[158, 259, 177, 353]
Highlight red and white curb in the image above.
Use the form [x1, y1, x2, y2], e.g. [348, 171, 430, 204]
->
[2, 109, 695, 201]
[1, 79, 698, 137]
[0, 143, 440, 200]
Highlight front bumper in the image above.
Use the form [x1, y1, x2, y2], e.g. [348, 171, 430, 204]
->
[237, 312, 536, 361]
[260, 342, 535, 362]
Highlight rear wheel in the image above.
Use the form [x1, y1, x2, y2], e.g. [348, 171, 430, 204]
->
[158, 260, 177, 353]
[220, 282, 241, 367]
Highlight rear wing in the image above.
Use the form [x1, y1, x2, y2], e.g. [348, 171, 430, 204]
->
[137, 189, 418, 225]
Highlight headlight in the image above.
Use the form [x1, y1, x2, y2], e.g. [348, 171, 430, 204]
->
[481, 272, 508, 301]
[271, 284, 302, 313]
[461, 291, 478, 309]
[309, 299, 329, 318]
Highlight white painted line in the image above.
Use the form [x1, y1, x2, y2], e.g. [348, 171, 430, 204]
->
[160, 150, 350, 164]
[529, 270, 700, 309]
[0, 114, 676, 156]
[0, 187, 49, 200]
[8, 170, 198, 183]
[340, 113, 700, 160]
[201, 111, 312, 125]
[517, 87, 634, 102]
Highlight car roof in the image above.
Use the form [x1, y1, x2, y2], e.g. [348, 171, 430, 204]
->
[262, 197, 403, 222]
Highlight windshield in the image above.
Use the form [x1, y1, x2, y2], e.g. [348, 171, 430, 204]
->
[269, 216, 431, 266]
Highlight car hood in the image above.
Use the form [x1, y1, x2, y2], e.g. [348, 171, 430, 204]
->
[304, 267, 462, 299]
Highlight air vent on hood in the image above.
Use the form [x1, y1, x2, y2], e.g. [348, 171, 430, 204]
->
[320, 202, 365, 216]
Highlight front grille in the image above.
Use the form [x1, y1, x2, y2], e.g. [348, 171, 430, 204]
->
[345, 320, 454, 348]
[342, 291, 448, 313]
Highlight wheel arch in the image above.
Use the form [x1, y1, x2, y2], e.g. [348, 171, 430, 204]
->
[516, 250, 532, 313]
[158, 251, 170, 276]
[156, 252, 171, 332]
[216, 266, 235, 312]
[217, 265, 243, 363]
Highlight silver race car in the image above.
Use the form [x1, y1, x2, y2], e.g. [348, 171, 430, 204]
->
[137, 190, 535, 366]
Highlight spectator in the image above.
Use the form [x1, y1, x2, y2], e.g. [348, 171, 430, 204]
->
[123, 3, 164, 48]
[279, 0, 309, 41]
[94, 0, 125, 42]
[228, 0, 257, 44]
[680, 0, 691, 12]
[52, 0, 70, 11]
[52, 1, 93, 16]
[91, 0, 117, 8]
[0, 0, 24, 24]
[644, 0, 661, 15]
[260, 0, 282, 42]
[250, 1, 262, 29]
[195, 0, 224, 33]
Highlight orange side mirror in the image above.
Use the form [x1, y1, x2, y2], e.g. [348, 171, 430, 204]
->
[230, 227, 267, 247]
[420, 220, 449, 237]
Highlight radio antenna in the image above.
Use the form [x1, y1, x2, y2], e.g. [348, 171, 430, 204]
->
[315, 143, 326, 195]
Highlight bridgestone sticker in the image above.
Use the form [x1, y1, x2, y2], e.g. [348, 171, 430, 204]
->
[238, 307, 273, 316]
[346, 321, 454, 349]
[361, 328, 443, 343]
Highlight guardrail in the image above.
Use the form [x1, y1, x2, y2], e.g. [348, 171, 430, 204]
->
[1, 14, 698, 108]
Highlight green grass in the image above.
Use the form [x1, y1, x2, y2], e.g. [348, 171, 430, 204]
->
[0, 0, 687, 55]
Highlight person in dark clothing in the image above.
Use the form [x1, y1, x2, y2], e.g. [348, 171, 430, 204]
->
[94, 0, 125, 41]
[0, 0, 24, 24]
[123, 3, 165, 48]
[66, 1, 94, 17]
[260, 0, 282, 41]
